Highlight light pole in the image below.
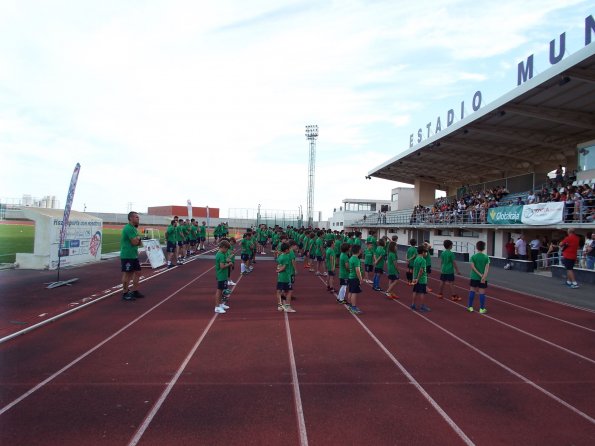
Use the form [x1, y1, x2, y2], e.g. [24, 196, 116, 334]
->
[305, 124, 318, 228]
[257, 203, 261, 227]
[298, 205, 303, 228]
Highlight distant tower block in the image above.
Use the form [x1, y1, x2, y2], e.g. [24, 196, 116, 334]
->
[305, 124, 319, 227]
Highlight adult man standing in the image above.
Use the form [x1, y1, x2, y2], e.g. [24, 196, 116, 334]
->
[199, 221, 207, 250]
[585, 232, 595, 270]
[560, 228, 580, 288]
[165, 219, 178, 268]
[529, 236, 542, 270]
[515, 234, 528, 260]
[120, 211, 144, 301]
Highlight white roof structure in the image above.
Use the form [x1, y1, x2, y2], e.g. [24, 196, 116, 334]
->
[368, 44, 595, 187]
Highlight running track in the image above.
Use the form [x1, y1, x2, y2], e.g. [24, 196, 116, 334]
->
[1, 250, 594, 445]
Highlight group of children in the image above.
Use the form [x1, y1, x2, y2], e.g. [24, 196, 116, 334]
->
[164, 217, 208, 268]
[212, 225, 491, 316]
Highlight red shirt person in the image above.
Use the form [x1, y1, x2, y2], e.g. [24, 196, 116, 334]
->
[559, 228, 580, 288]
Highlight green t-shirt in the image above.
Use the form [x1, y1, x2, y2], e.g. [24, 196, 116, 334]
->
[339, 252, 350, 279]
[440, 250, 455, 274]
[470, 252, 490, 281]
[334, 239, 342, 256]
[189, 225, 198, 241]
[277, 253, 291, 283]
[199, 225, 207, 238]
[120, 223, 139, 259]
[241, 238, 253, 255]
[287, 250, 296, 276]
[413, 256, 427, 285]
[348, 255, 361, 279]
[215, 251, 228, 281]
[366, 235, 377, 247]
[387, 251, 397, 275]
[406, 246, 418, 267]
[325, 247, 335, 270]
[175, 225, 184, 243]
[165, 225, 176, 243]
[374, 246, 386, 268]
[315, 238, 323, 256]
[364, 247, 374, 265]
[425, 252, 432, 267]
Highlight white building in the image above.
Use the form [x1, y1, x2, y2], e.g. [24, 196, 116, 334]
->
[328, 198, 392, 231]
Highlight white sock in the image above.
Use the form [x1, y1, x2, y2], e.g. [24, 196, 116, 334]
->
[241, 263, 246, 273]
[338, 285, 347, 300]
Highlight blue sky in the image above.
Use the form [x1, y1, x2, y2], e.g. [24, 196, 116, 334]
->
[0, 0, 592, 219]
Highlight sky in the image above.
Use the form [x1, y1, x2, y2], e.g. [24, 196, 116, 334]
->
[0, 0, 592, 219]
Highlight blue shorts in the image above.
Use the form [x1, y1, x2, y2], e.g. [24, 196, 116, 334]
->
[561, 258, 575, 270]
[470, 279, 488, 289]
[348, 278, 362, 293]
[412, 283, 427, 294]
[440, 273, 455, 282]
[277, 282, 292, 291]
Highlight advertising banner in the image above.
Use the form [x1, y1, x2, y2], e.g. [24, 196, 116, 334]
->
[521, 202, 564, 225]
[49, 218, 103, 269]
[142, 239, 166, 268]
[59, 163, 81, 250]
[487, 206, 523, 224]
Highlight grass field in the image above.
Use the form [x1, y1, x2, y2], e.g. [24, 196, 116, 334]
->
[0, 225, 166, 264]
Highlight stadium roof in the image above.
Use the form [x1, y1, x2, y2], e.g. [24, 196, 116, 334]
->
[368, 44, 595, 188]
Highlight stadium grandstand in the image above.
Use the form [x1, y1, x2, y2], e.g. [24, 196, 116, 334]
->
[350, 43, 595, 279]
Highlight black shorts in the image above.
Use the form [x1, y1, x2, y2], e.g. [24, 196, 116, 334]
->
[121, 258, 141, 272]
[469, 279, 488, 289]
[412, 283, 427, 294]
[316, 256, 323, 262]
[388, 273, 399, 281]
[298, 243, 303, 249]
[374, 267, 384, 274]
[561, 258, 575, 270]
[440, 273, 455, 282]
[277, 282, 292, 291]
[291, 274, 295, 284]
[241, 254, 250, 261]
[190, 240, 196, 246]
[426, 265, 432, 274]
[217, 280, 228, 290]
[365, 264, 373, 272]
[348, 278, 362, 293]
[339, 278, 349, 286]
[327, 270, 335, 276]
[200, 237, 206, 242]
[177, 241, 184, 247]
[309, 254, 315, 260]
[166, 241, 176, 253]
[259, 240, 267, 246]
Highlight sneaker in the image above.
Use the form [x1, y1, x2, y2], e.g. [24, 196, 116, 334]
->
[283, 304, 296, 313]
[479, 308, 488, 314]
[570, 284, 580, 289]
[132, 290, 145, 298]
[167, 263, 173, 269]
[337, 299, 346, 304]
[420, 305, 431, 312]
[410, 304, 417, 311]
[122, 291, 136, 301]
[349, 306, 362, 314]
[467, 306, 474, 312]
[451, 295, 462, 302]
[373, 287, 383, 292]
[220, 303, 230, 310]
[277, 303, 285, 311]
[322, 272, 328, 276]
[228, 280, 237, 286]
[215, 306, 226, 314]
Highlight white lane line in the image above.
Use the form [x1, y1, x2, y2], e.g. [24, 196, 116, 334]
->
[315, 276, 474, 445]
[395, 299, 595, 425]
[128, 314, 218, 446]
[0, 267, 213, 416]
[436, 296, 595, 365]
[352, 314, 475, 446]
[284, 312, 309, 446]
[0, 248, 219, 344]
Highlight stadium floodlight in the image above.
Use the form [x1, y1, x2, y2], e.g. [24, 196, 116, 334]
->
[305, 125, 318, 227]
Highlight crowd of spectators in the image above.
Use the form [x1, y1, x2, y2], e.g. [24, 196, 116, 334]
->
[409, 167, 594, 225]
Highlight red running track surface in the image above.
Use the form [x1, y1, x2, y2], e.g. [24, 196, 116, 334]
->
[1, 251, 594, 445]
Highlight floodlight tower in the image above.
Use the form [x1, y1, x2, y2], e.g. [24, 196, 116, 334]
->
[305, 124, 318, 227]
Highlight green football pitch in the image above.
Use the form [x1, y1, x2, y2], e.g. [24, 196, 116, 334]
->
[0, 225, 162, 264]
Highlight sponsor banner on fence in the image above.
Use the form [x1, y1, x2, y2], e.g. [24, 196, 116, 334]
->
[488, 206, 523, 224]
[521, 202, 564, 225]
[50, 218, 103, 269]
[142, 239, 166, 268]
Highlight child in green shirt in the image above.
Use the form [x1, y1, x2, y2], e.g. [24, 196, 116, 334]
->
[438, 239, 461, 301]
[411, 246, 430, 312]
[215, 240, 233, 314]
[385, 241, 400, 299]
[406, 238, 418, 285]
[468, 240, 490, 314]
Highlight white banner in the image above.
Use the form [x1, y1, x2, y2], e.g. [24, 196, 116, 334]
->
[521, 202, 564, 225]
[142, 239, 166, 268]
[50, 218, 103, 269]
[59, 163, 81, 249]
